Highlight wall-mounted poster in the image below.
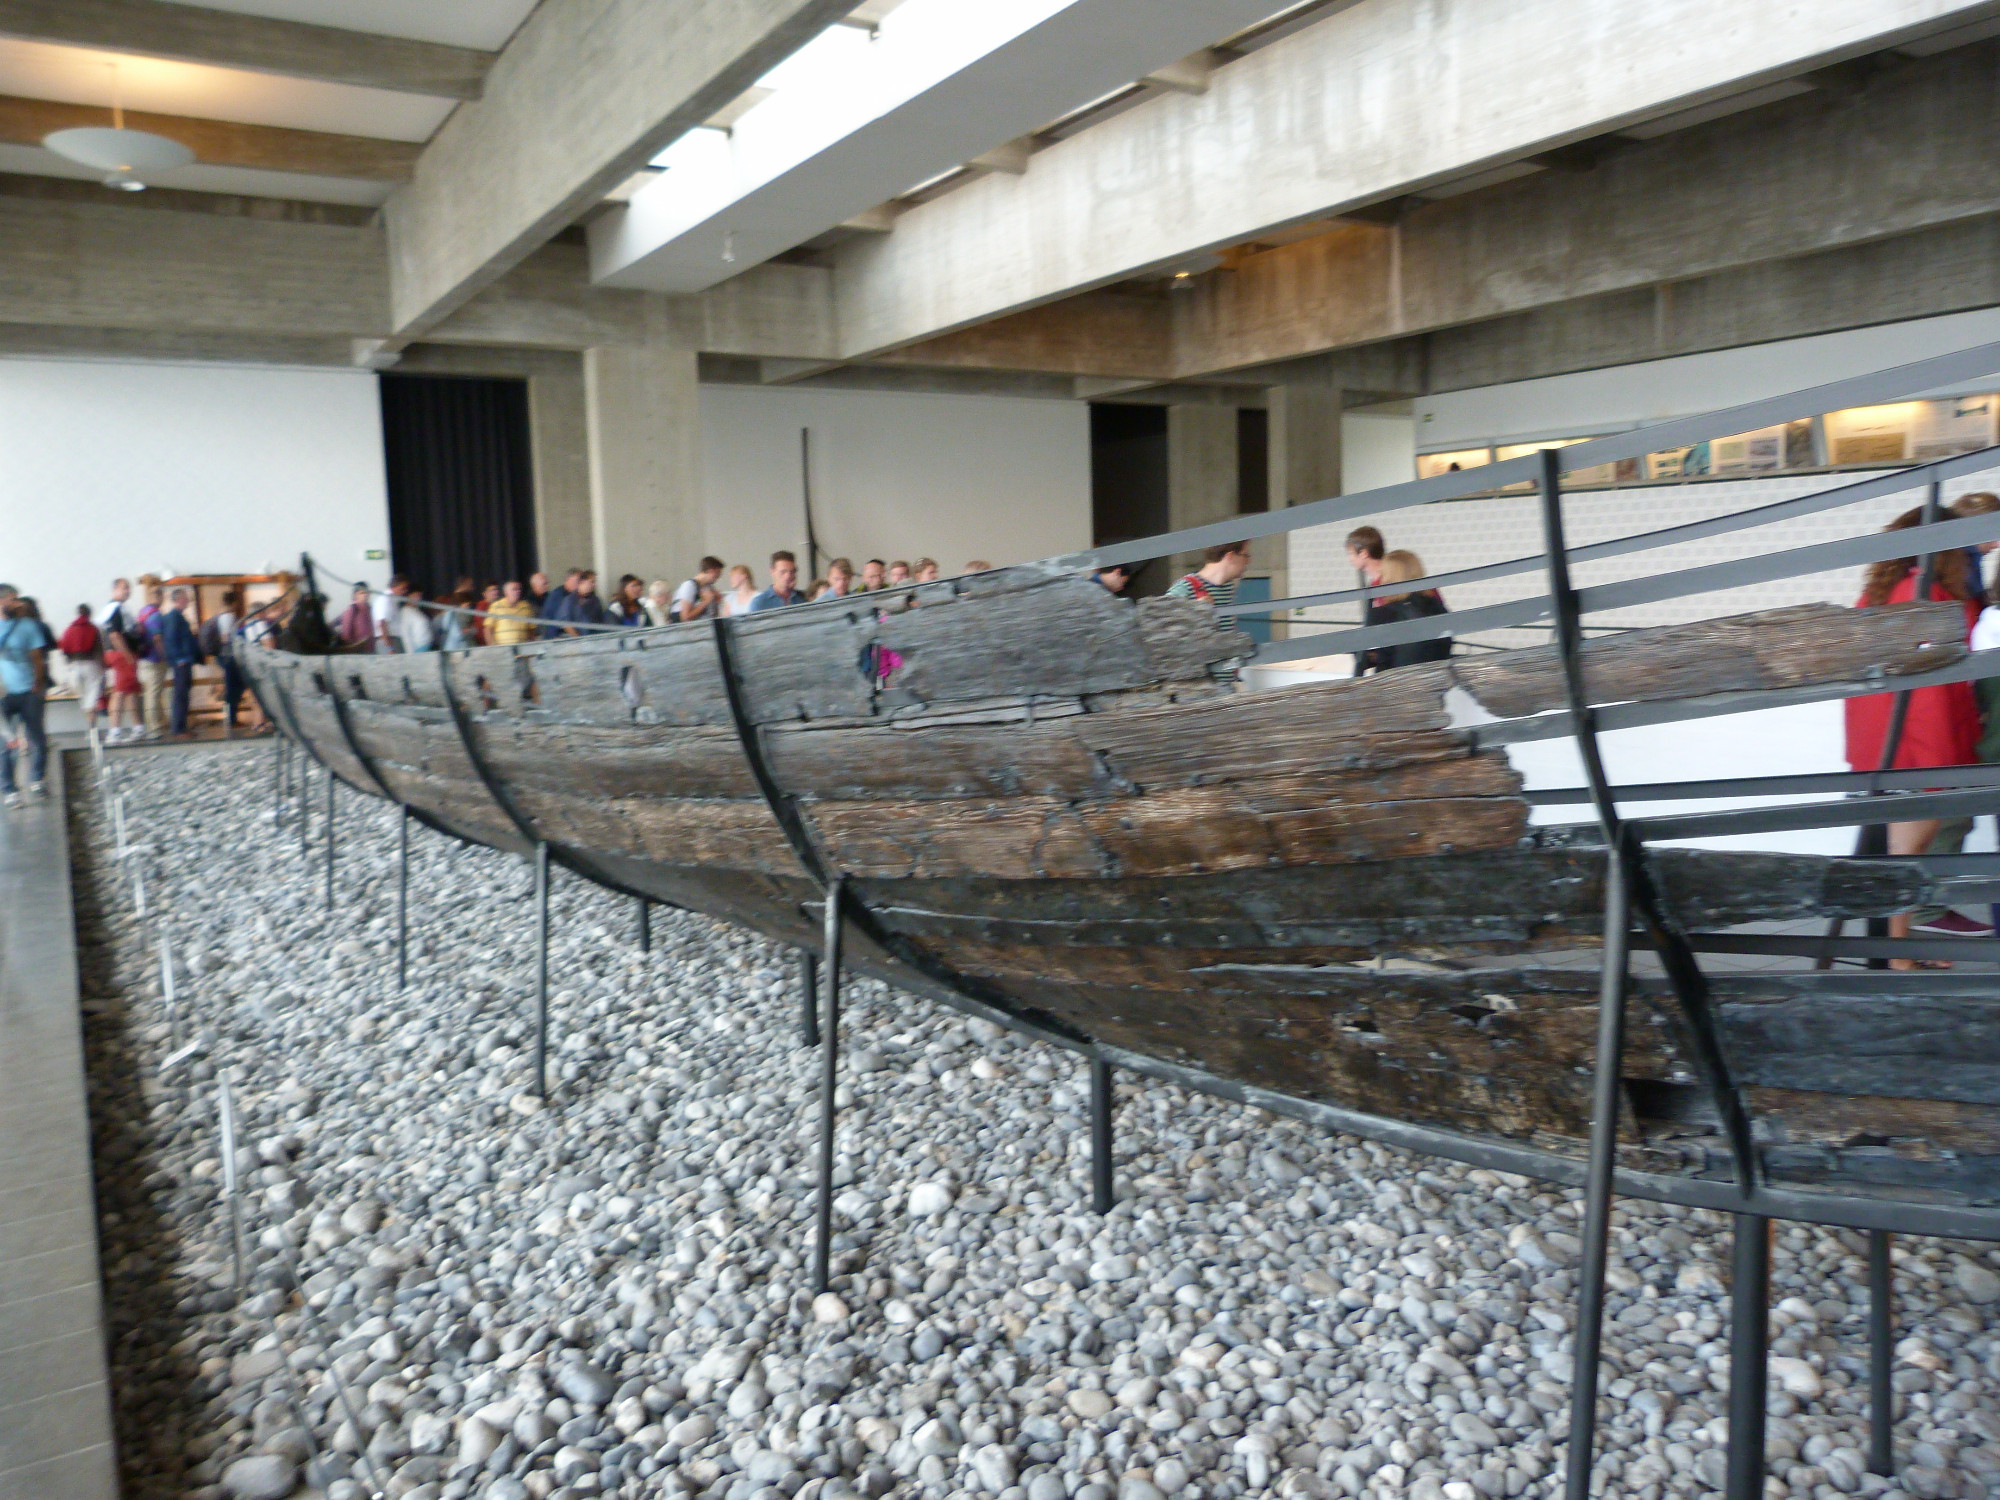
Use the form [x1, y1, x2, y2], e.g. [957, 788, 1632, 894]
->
[1647, 447, 1691, 480]
[1496, 437, 1609, 488]
[1825, 403, 1915, 465]
[1709, 427, 1784, 476]
[1910, 397, 1996, 461]
[1784, 419, 1817, 468]
[1416, 448, 1493, 480]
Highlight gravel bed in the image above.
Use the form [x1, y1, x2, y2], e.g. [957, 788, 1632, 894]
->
[68, 742, 2000, 1500]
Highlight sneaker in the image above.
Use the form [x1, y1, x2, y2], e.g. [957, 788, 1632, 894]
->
[2, 792, 20, 810]
[1911, 910, 1994, 936]
[26, 782, 45, 802]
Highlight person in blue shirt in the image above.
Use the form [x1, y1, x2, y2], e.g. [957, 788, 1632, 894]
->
[541, 567, 580, 639]
[160, 588, 203, 737]
[0, 598, 49, 806]
[746, 552, 804, 612]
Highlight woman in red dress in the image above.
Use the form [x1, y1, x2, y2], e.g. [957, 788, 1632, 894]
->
[1844, 505, 1984, 967]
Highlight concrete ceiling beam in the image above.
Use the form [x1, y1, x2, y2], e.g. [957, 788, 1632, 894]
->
[0, 0, 493, 98]
[827, 0, 2000, 358]
[382, 0, 854, 341]
[1168, 42, 2000, 376]
[588, 0, 1281, 296]
[0, 93, 420, 180]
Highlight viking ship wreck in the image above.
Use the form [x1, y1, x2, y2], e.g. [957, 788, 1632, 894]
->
[241, 568, 2000, 1228]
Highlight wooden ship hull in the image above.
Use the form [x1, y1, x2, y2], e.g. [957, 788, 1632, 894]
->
[242, 568, 2000, 1228]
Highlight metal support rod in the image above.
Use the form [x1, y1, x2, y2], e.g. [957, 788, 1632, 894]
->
[799, 951, 821, 1049]
[1869, 1229, 1895, 1474]
[634, 895, 651, 953]
[533, 842, 550, 1100]
[814, 878, 844, 1295]
[298, 759, 310, 858]
[396, 804, 409, 992]
[272, 736, 284, 824]
[323, 765, 336, 911]
[1565, 855, 1633, 1500]
[1090, 1058, 1115, 1215]
[218, 1069, 244, 1294]
[1727, 1214, 1771, 1500]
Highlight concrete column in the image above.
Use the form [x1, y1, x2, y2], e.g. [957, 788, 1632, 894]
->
[527, 354, 593, 578]
[1166, 403, 1238, 581]
[1265, 384, 1344, 612]
[584, 342, 703, 589]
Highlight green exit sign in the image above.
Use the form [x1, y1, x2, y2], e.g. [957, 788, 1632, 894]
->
[365, 549, 387, 560]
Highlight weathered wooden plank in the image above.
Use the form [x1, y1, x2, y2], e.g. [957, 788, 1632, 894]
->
[1721, 993, 2000, 1106]
[1133, 595, 1256, 681]
[807, 759, 1524, 880]
[471, 721, 756, 800]
[1451, 601, 1965, 719]
[1746, 1088, 2000, 1156]
[857, 848, 1929, 953]
[1074, 668, 1457, 788]
[766, 720, 1106, 800]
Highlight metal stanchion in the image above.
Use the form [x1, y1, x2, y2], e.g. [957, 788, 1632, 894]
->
[298, 760, 311, 858]
[159, 934, 179, 1051]
[1564, 856, 1633, 1500]
[799, 951, 820, 1049]
[272, 736, 284, 824]
[633, 895, 650, 953]
[532, 843, 550, 1099]
[395, 804, 409, 992]
[218, 1069, 245, 1293]
[323, 767, 336, 910]
[1726, 1215, 1771, 1500]
[1869, 1230, 1895, 1474]
[813, 879, 844, 1295]
[1090, 1058, 1115, 1214]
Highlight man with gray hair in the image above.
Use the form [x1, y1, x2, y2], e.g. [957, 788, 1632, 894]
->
[160, 587, 203, 737]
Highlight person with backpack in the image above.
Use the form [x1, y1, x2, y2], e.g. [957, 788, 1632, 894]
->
[1165, 541, 1252, 607]
[160, 587, 203, 737]
[0, 598, 49, 806]
[202, 588, 246, 729]
[57, 603, 104, 733]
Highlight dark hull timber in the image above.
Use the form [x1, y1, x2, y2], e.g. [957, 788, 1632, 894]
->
[242, 567, 2000, 1233]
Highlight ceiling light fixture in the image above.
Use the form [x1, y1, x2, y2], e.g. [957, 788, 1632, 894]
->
[41, 63, 193, 191]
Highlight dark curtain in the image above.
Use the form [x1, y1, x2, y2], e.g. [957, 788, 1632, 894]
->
[1089, 403, 1171, 596]
[378, 373, 537, 598]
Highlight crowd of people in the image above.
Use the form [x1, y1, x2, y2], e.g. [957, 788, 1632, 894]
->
[328, 554, 992, 654]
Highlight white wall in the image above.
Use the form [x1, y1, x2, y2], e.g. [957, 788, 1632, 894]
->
[1414, 306, 2000, 450]
[0, 358, 390, 616]
[699, 384, 1090, 578]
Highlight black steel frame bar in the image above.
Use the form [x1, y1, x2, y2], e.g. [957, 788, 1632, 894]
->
[1081, 337, 2000, 569]
[799, 951, 821, 1049]
[1564, 784, 2000, 841]
[1564, 858, 1630, 1500]
[1670, 931, 2000, 962]
[1224, 441, 2000, 621]
[1870, 1230, 1895, 1474]
[1526, 761, 2000, 805]
[396, 804, 409, 993]
[634, 896, 650, 953]
[1728, 1215, 1772, 1500]
[1541, 446, 1758, 1500]
[1091, 1059, 1115, 1215]
[435, 651, 542, 850]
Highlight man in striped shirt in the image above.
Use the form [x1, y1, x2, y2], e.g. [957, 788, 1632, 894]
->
[1165, 542, 1251, 607]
